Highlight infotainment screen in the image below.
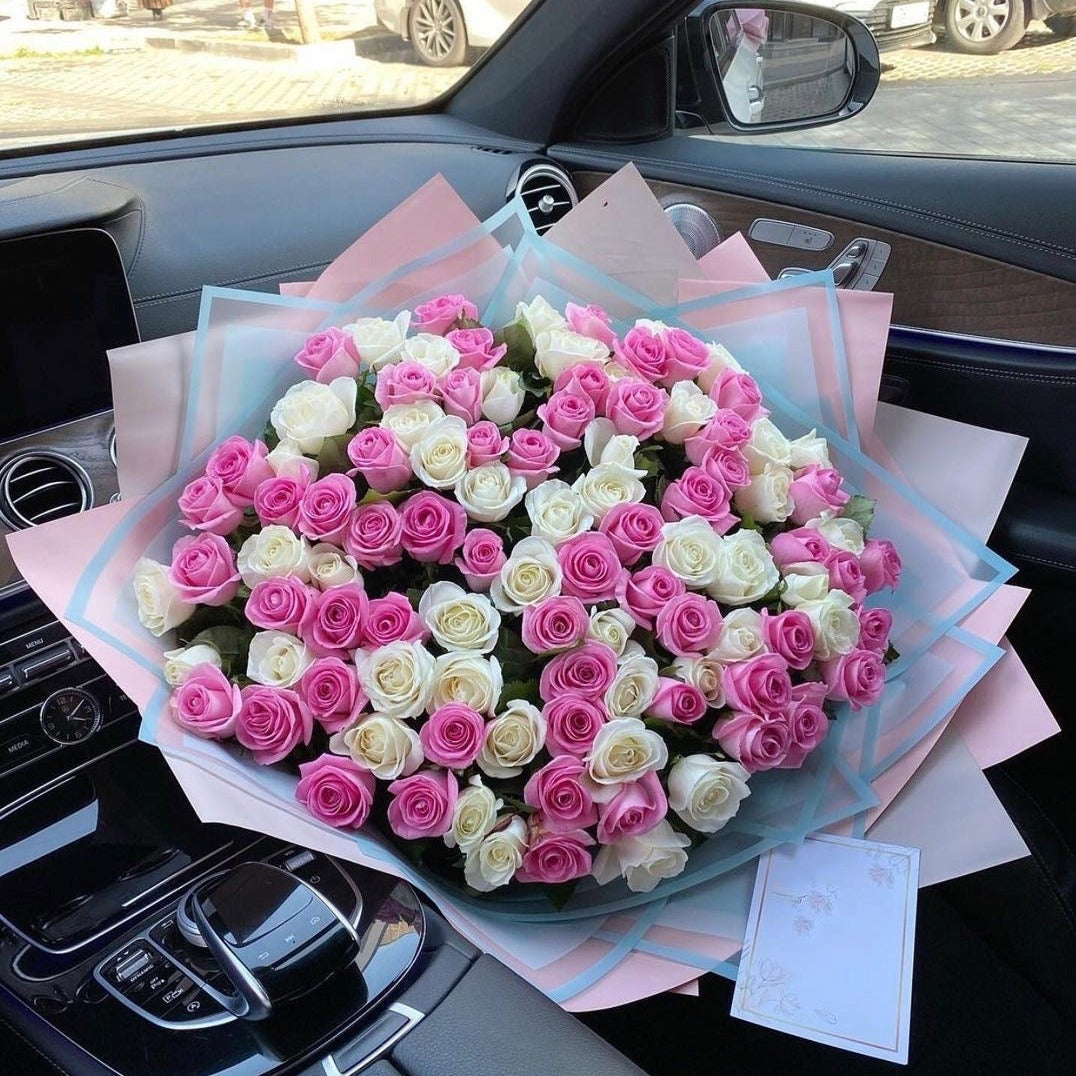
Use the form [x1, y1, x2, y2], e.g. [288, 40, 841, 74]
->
[0, 229, 139, 442]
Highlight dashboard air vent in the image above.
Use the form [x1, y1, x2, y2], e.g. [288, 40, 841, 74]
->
[514, 163, 577, 235]
[0, 451, 93, 529]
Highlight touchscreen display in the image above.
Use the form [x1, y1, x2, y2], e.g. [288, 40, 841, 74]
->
[0, 229, 138, 441]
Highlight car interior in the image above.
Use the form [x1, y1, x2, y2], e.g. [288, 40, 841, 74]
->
[1, 0, 1075, 1072]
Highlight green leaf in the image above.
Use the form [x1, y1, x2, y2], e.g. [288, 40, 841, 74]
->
[494, 321, 538, 376]
[842, 494, 876, 535]
[884, 642, 900, 666]
[737, 512, 760, 532]
[544, 881, 579, 912]
[500, 678, 541, 706]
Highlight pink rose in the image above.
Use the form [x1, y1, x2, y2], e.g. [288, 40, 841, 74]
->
[708, 368, 766, 423]
[789, 465, 850, 525]
[236, 685, 312, 765]
[598, 502, 664, 566]
[387, 769, 458, 839]
[769, 527, 832, 569]
[604, 378, 668, 439]
[860, 539, 902, 594]
[246, 576, 316, 634]
[521, 595, 589, 654]
[440, 366, 483, 424]
[178, 476, 245, 536]
[793, 680, 827, 709]
[536, 387, 596, 451]
[399, 491, 467, 565]
[300, 583, 368, 656]
[660, 467, 736, 533]
[169, 664, 240, 739]
[360, 592, 427, 649]
[700, 447, 751, 492]
[543, 695, 608, 757]
[661, 328, 710, 384]
[722, 654, 792, 714]
[524, 755, 599, 831]
[553, 361, 612, 412]
[558, 532, 625, 604]
[857, 606, 892, 653]
[565, 302, 618, 350]
[466, 420, 509, 466]
[298, 657, 366, 734]
[596, 771, 667, 843]
[346, 427, 412, 494]
[445, 327, 506, 371]
[506, 428, 560, 489]
[516, 830, 594, 885]
[615, 325, 668, 382]
[297, 473, 357, 544]
[344, 502, 404, 570]
[820, 648, 886, 711]
[685, 409, 751, 463]
[760, 609, 814, 671]
[646, 677, 708, 724]
[374, 360, 439, 410]
[454, 529, 506, 592]
[205, 435, 274, 505]
[168, 533, 240, 606]
[780, 695, 829, 769]
[713, 711, 791, 773]
[419, 704, 486, 769]
[254, 475, 308, 529]
[296, 754, 375, 829]
[294, 327, 360, 383]
[539, 641, 618, 700]
[655, 593, 723, 656]
[616, 565, 686, 631]
[412, 294, 478, 335]
[825, 549, 868, 603]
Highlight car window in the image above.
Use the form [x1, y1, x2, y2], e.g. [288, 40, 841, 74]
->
[676, 1, 1076, 162]
[0, 0, 535, 153]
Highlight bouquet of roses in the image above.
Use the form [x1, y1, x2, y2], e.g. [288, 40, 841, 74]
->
[136, 289, 901, 897]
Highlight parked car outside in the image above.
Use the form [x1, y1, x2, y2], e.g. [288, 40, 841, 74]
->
[934, 0, 1076, 55]
[801, 0, 938, 51]
[374, 0, 529, 66]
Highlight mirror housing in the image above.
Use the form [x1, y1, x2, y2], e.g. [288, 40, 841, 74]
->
[676, 1, 880, 134]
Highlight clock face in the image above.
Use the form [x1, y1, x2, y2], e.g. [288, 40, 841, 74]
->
[39, 687, 103, 746]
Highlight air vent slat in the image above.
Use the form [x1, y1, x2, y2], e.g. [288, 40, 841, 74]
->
[513, 163, 577, 233]
[29, 502, 84, 523]
[0, 452, 93, 530]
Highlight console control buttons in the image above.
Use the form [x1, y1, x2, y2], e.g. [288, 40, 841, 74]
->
[17, 644, 75, 683]
[39, 687, 102, 745]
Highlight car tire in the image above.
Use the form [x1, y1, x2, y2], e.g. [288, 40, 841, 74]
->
[1045, 13, 1076, 36]
[409, 0, 468, 67]
[943, 0, 1026, 54]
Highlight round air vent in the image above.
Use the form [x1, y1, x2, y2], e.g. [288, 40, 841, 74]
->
[513, 163, 578, 235]
[0, 451, 94, 530]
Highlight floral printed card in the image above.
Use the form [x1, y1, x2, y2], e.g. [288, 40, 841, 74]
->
[732, 833, 919, 1064]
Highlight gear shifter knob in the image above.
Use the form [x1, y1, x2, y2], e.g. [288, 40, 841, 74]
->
[187, 861, 360, 1021]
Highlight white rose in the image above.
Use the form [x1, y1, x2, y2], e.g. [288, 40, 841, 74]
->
[534, 327, 609, 381]
[707, 529, 779, 606]
[480, 367, 525, 425]
[336, 715, 423, 780]
[270, 377, 357, 455]
[743, 418, 792, 475]
[430, 653, 502, 716]
[403, 332, 461, 378]
[246, 631, 313, 688]
[592, 819, 691, 893]
[587, 608, 637, 658]
[604, 654, 660, 719]
[653, 516, 723, 588]
[780, 562, 830, 607]
[733, 465, 794, 524]
[671, 655, 725, 706]
[800, 588, 859, 660]
[477, 700, 546, 778]
[516, 295, 567, 341]
[807, 511, 865, 555]
[133, 559, 194, 638]
[525, 480, 594, 546]
[163, 643, 220, 686]
[410, 416, 469, 489]
[667, 756, 751, 834]
[266, 437, 318, 481]
[572, 463, 646, 523]
[586, 717, 668, 786]
[464, 816, 528, 892]
[418, 581, 501, 653]
[307, 543, 360, 589]
[346, 311, 410, 369]
[445, 776, 503, 853]
[356, 641, 434, 719]
[709, 607, 763, 663]
[583, 419, 645, 475]
[789, 428, 832, 470]
[697, 343, 744, 392]
[455, 463, 526, 523]
[662, 381, 717, 445]
[489, 536, 562, 613]
[237, 526, 312, 588]
[380, 400, 446, 451]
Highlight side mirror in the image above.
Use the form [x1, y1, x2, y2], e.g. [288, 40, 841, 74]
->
[676, 2, 880, 133]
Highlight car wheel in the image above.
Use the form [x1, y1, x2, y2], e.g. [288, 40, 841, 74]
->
[1045, 13, 1076, 36]
[944, 0, 1026, 54]
[409, 0, 468, 67]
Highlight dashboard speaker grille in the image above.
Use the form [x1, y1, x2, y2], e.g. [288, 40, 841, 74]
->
[0, 451, 93, 529]
[514, 163, 578, 235]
